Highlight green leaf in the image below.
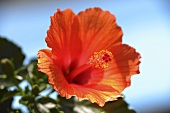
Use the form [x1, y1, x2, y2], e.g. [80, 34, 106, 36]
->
[36, 96, 61, 113]
[0, 96, 13, 113]
[102, 97, 136, 113]
[76, 97, 136, 113]
[0, 58, 17, 88]
[25, 85, 30, 94]
[58, 95, 75, 113]
[0, 37, 25, 88]
[0, 58, 14, 76]
[57, 96, 136, 113]
[19, 94, 35, 105]
[9, 109, 22, 113]
[0, 37, 25, 69]
[0, 88, 17, 104]
[32, 85, 40, 96]
[37, 97, 57, 105]
[26, 60, 48, 86]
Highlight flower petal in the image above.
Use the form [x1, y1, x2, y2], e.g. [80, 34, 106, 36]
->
[87, 68, 127, 94]
[37, 49, 54, 84]
[37, 49, 75, 99]
[45, 8, 82, 69]
[86, 44, 141, 94]
[37, 50, 121, 106]
[77, 7, 123, 63]
[71, 84, 120, 107]
[110, 44, 141, 86]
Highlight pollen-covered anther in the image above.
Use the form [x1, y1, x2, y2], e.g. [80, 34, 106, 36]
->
[89, 50, 113, 68]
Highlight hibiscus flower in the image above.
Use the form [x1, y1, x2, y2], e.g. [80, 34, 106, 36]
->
[37, 7, 141, 107]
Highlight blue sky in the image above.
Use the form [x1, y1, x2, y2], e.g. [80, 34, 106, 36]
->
[0, 0, 170, 112]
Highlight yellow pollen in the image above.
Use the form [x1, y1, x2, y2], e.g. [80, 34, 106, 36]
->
[89, 50, 113, 68]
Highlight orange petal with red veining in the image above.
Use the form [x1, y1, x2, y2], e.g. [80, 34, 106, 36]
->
[77, 8, 123, 64]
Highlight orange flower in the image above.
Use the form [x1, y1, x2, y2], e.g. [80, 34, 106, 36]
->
[37, 7, 141, 107]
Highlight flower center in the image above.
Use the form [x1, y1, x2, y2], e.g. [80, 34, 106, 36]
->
[68, 50, 113, 83]
[89, 50, 113, 68]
